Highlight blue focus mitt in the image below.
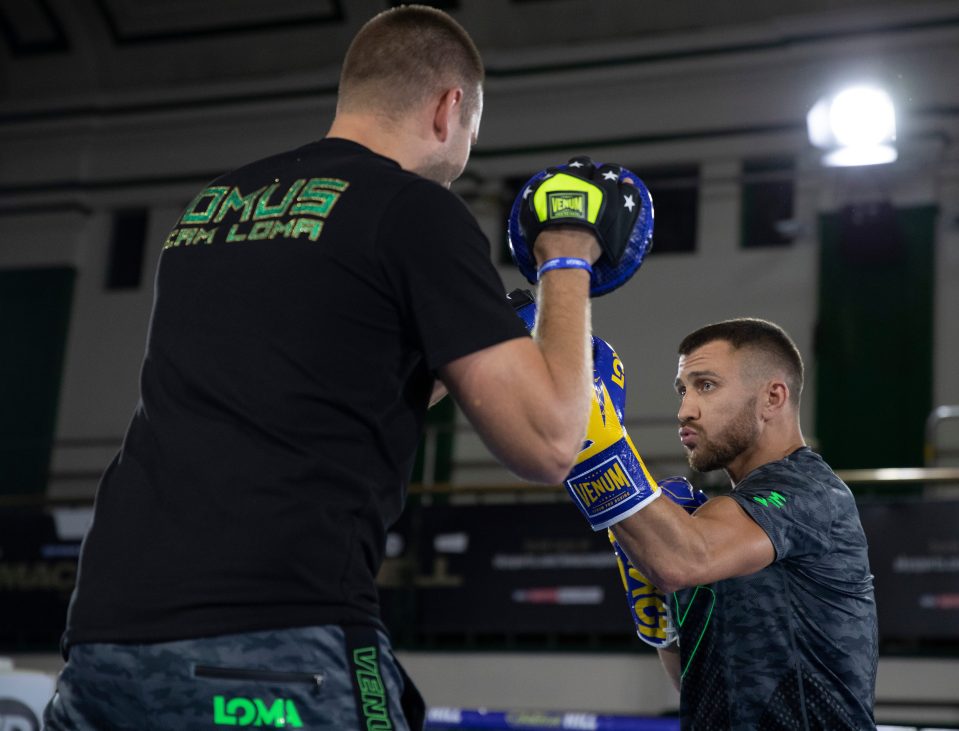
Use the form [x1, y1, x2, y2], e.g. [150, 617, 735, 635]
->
[508, 156, 654, 297]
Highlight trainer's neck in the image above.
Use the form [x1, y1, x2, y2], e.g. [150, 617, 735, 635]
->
[327, 113, 429, 173]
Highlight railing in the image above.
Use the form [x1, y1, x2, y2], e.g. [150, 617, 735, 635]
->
[3, 465, 959, 509]
[4, 403, 959, 508]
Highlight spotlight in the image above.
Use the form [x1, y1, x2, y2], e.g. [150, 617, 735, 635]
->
[807, 85, 897, 167]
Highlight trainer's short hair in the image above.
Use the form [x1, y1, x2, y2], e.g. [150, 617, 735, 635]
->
[678, 318, 804, 406]
[338, 5, 484, 122]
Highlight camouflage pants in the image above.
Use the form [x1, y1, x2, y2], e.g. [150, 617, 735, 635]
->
[43, 625, 423, 731]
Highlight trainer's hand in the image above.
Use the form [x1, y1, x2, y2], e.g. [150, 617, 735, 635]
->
[519, 157, 641, 265]
[508, 157, 654, 297]
[532, 226, 602, 267]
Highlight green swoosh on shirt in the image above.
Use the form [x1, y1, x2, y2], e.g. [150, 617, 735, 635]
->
[672, 585, 717, 681]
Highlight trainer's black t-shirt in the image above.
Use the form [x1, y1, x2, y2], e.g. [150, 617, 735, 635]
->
[674, 447, 878, 730]
[66, 139, 528, 645]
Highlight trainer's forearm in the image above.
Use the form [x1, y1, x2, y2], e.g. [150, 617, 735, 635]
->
[533, 271, 592, 460]
[528, 228, 598, 470]
[435, 228, 599, 484]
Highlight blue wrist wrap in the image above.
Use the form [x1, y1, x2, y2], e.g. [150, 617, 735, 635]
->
[537, 257, 593, 280]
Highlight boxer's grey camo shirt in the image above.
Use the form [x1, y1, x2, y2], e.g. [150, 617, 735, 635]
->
[673, 447, 877, 730]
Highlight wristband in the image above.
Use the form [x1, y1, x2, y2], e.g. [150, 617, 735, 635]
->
[537, 257, 593, 280]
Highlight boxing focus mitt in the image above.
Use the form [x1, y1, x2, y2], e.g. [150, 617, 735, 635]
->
[508, 157, 654, 296]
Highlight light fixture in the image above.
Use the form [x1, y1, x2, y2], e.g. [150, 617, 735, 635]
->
[807, 85, 897, 167]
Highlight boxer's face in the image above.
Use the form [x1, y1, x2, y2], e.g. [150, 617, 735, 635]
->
[675, 340, 761, 473]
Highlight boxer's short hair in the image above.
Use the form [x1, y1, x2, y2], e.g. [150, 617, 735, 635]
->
[679, 318, 804, 406]
[338, 5, 484, 122]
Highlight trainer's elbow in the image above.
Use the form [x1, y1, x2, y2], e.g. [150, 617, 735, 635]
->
[514, 437, 578, 484]
[542, 451, 578, 485]
[508, 432, 583, 485]
[545, 419, 588, 481]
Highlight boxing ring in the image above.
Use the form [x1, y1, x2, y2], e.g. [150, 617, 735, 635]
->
[4, 460, 959, 730]
[424, 707, 678, 730]
[421, 707, 954, 730]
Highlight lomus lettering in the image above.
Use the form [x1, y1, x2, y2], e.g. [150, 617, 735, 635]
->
[164, 177, 349, 250]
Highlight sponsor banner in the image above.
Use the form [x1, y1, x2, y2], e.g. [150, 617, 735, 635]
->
[859, 500, 959, 640]
[382, 502, 630, 636]
[6, 498, 957, 649]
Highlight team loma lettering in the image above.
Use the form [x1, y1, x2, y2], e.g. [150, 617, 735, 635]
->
[568, 460, 633, 508]
[353, 646, 393, 730]
[164, 177, 349, 249]
[212, 695, 303, 727]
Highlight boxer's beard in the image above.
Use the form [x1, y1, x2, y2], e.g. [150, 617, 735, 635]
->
[687, 396, 759, 473]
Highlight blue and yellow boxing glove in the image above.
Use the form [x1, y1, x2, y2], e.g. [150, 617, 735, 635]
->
[507, 289, 662, 530]
[608, 477, 708, 647]
[506, 291, 708, 645]
[658, 476, 709, 514]
[565, 335, 663, 530]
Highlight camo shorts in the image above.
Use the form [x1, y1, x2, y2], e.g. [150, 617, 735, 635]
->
[43, 625, 423, 730]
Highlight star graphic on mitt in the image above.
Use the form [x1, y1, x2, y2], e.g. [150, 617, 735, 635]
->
[568, 161, 584, 168]
[623, 194, 636, 212]
[603, 170, 619, 181]
[523, 186, 532, 200]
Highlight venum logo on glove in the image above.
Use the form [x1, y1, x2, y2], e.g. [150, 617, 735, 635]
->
[546, 191, 588, 219]
[568, 456, 635, 509]
[565, 439, 660, 531]
[563, 371, 661, 531]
